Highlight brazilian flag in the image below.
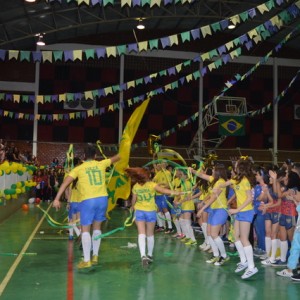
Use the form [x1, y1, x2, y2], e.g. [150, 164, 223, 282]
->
[218, 115, 245, 136]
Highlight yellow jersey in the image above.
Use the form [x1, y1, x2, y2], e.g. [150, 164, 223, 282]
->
[68, 159, 112, 202]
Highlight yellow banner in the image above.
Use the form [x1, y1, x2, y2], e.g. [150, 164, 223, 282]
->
[106, 98, 150, 213]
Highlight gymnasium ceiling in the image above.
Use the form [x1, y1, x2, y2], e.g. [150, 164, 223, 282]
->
[0, 0, 299, 59]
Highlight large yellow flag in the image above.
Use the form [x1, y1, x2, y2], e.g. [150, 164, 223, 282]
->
[106, 98, 150, 213]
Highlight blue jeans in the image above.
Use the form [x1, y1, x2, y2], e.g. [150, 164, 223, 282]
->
[253, 213, 266, 251]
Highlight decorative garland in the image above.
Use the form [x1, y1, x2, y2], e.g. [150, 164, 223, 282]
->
[0, 0, 290, 64]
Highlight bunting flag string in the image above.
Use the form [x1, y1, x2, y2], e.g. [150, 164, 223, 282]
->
[0, 14, 299, 124]
[0, 1, 299, 107]
[0, 0, 291, 64]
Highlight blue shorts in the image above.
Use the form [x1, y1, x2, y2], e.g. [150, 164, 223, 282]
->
[68, 202, 80, 219]
[279, 214, 296, 230]
[235, 210, 255, 223]
[208, 209, 228, 226]
[204, 206, 212, 214]
[135, 210, 157, 223]
[79, 196, 108, 226]
[155, 195, 168, 211]
[264, 212, 280, 224]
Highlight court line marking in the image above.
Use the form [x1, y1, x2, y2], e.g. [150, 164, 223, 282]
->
[0, 204, 51, 297]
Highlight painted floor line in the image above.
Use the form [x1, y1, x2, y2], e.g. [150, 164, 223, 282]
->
[0, 204, 52, 297]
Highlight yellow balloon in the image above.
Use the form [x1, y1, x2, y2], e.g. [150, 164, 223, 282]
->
[5, 195, 11, 200]
[16, 188, 22, 194]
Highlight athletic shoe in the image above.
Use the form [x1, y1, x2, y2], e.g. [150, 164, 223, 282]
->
[241, 267, 258, 279]
[207, 248, 213, 253]
[202, 244, 211, 251]
[235, 262, 248, 273]
[199, 242, 207, 249]
[172, 233, 179, 238]
[259, 254, 269, 260]
[261, 258, 276, 266]
[291, 273, 300, 281]
[276, 269, 293, 278]
[214, 256, 230, 266]
[141, 256, 149, 267]
[165, 228, 174, 234]
[155, 227, 164, 232]
[271, 260, 287, 267]
[253, 248, 266, 257]
[146, 255, 153, 263]
[77, 260, 92, 270]
[185, 239, 197, 246]
[181, 238, 190, 243]
[91, 255, 99, 266]
[206, 256, 220, 264]
[177, 234, 186, 239]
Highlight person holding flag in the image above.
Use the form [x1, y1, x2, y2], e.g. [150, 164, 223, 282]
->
[53, 143, 120, 271]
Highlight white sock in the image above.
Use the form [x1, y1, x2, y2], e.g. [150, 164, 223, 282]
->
[156, 213, 163, 228]
[244, 245, 255, 270]
[174, 219, 182, 234]
[179, 218, 188, 237]
[265, 237, 271, 256]
[164, 211, 172, 229]
[276, 239, 281, 251]
[208, 236, 219, 257]
[235, 240, 247, 264]
[82, 232, 91, 262]
[270, 239, 277, 261]
[147, 235, 154, 256]
[92, 230, 101, 256]
[138, 234, 146, 257]
[187, 220, 196, 241]
[68, 226, 74, 237]
[280, 240, 288, 262]
[73, 225, 81, 237]
[202, 223, 208, 243]
[214, 236, 227, 258]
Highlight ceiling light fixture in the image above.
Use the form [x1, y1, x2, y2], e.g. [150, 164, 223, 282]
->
[136, 19, 145, 30]
[228, 24, 236, 29]
[25, 0, 37, 2]
[36, 34, 45, 46]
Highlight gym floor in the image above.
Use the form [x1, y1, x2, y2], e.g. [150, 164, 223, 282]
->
[0, 203, 299, 300]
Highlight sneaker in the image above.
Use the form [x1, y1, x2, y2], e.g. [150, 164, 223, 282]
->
[165, 228, 174, 234]
[291, 273, 300, 281]
[206, 256, 220, 264]
[214, 256, 230, 266]
[155, 227, 164, 232]
[259, 254, 269, 260]
[202, 244, 211, 252]
[207, 248, 213, 253]
[77, 260, 92, 270]
[241, 267, 258, 279]
[172, 233, 179, 238]
[91, 255, 99, 266]
[235, 262, 248, 273]
[261, 258, 276, 266]
[141, 256, 149, 267]
[181, 238, 190, 243]
[146, 255, 153, 263]
[185, 239, 197, 246]
[177, 234, 186, 239]
[276, 269, 293, 278]
[253, 248, 266, 257]
[271, 260, 287, 267]
[199, 242, 207, 249]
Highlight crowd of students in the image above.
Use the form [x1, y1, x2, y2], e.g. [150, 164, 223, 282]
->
[126, 156, 300, 281]
[34, 142, 299, 281]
